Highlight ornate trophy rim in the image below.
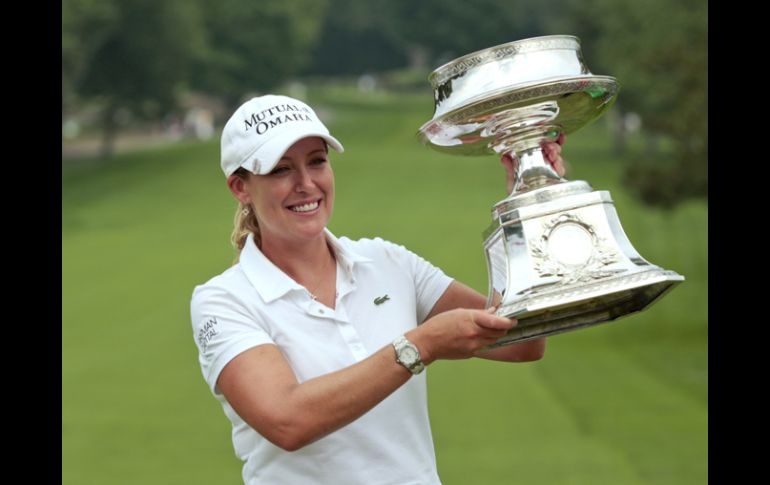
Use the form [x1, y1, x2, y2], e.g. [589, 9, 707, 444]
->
[429, 35, 581, 88]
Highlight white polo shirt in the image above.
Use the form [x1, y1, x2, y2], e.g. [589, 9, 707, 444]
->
[190, 229, 453, 485]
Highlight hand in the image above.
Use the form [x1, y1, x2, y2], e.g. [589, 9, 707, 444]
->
[407, 307, 516, 364]
[542, 132, 567, 177]
[500, 133, 567, 193]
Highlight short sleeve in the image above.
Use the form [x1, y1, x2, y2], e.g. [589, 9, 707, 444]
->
[377, 239, 453, 323]
[190, 284, 274, 395]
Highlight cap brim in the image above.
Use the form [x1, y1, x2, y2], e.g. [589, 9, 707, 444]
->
[241, 131, 344, 175]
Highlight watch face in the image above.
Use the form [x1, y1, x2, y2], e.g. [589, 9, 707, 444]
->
[401, 346, 418, 364]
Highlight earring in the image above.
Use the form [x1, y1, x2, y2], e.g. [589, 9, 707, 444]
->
[242, 207, 250, 216]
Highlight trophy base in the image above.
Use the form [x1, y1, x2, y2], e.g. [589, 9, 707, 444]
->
[482, 182, 684, 348]
[486, 268, 683, 348]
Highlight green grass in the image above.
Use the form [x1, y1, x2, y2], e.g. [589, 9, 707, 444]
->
[63, 86, 707, 485]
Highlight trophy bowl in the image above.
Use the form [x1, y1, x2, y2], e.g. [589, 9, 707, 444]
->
[418, 35, 684, 347]
[420, 36, 618, 158]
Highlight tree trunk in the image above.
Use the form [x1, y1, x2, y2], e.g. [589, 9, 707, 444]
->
[644, 132, 659, 159]
[608, 108, 626, 156]
[100, 103, 118, 159]
[406, 44, 428, 70]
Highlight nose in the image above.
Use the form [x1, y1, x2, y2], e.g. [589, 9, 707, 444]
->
[293, 166, 315, 192]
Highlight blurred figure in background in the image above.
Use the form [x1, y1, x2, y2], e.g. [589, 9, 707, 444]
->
[191, 94, 565, 485]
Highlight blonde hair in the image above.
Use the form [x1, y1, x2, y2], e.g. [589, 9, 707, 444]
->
[230, 168, 261, 262]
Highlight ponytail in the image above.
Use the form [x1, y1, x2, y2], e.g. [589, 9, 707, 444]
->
[230, 169, 261, 263]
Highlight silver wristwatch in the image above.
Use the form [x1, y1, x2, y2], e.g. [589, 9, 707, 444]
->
[393, 335, 425, 375]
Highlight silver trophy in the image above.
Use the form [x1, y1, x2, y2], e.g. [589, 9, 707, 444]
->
[418, 35, 684, 347]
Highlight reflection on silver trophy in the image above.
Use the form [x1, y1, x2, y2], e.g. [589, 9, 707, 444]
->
[418, 35, 684, 347]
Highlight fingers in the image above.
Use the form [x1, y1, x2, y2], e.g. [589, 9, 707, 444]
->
[471, 309, 516, 343]
[500, 153, 515, 168]
[500, 153, 515, 176]
[541, 140, 566, 177]
[500, 154, 516, 193]
[541, 141, 561, 160]
[472, 310, 515, 331]
[416, 308, 516, 361]
[553, 158, 566, 177]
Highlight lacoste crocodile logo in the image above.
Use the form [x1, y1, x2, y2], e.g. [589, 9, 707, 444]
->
[374, 295, 391, 306]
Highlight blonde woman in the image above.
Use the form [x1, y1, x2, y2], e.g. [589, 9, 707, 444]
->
[191, 94, 565, 485]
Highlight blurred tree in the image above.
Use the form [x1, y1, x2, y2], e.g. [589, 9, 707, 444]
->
[190, 0, 329, 107]
[303, 0, 563, 76]
[62, 0, 117, 119]
[547, 0, 708, 207]
[392, 0, 560, 67]
[65, 0, 206, 157]
[302, 0, 407, 75]
[63, 0, 329, 156]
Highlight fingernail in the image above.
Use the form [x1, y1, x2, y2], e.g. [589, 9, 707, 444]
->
[486, 306, 497, 313]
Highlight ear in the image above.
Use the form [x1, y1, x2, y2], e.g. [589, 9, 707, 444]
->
[226, 174, 252, 205]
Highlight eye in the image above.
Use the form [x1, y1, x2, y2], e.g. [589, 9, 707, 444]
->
[269, 165, 290, 175]
[310, 157, 328, 167]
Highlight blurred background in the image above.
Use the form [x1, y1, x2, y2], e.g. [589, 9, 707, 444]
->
[62, 0, 707, 484]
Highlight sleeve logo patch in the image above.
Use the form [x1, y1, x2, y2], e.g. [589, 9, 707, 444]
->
[197, 317, 218, 352]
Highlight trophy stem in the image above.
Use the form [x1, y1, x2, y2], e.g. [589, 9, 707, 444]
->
[507, 147, 565, 194]
[479, 100, 566, 195]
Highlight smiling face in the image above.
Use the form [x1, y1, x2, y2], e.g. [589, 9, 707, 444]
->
[227, 137, 335, 250]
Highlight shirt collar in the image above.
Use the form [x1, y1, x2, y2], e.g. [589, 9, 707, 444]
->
[323, 228, 372, 279]
[239, 229, 372, 303]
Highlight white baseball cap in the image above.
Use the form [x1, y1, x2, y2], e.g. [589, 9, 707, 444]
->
[220, 94, 344, 177]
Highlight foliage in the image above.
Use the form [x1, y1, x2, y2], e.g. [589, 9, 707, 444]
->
[190, 0, 329, 105]
[63, 0, 206, 156]
[62, 0, 117, 116]
[304, 0, 564, 73]
[301, 0, 407, 75]
[74, 0, 205, 117]
[547, 0, 708, 207]
[62, 0, 329, 155]
[390, 0, 559, 62]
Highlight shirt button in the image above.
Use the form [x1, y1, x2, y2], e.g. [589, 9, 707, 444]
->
[319, 309, 325, 315]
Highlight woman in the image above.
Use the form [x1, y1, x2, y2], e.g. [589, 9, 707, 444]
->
[191, 94, 566, 484]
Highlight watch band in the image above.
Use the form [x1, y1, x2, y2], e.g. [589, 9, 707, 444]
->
[392, 335, 425, 375]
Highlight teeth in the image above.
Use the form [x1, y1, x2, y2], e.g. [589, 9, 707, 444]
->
[291, 201, 319, 212]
